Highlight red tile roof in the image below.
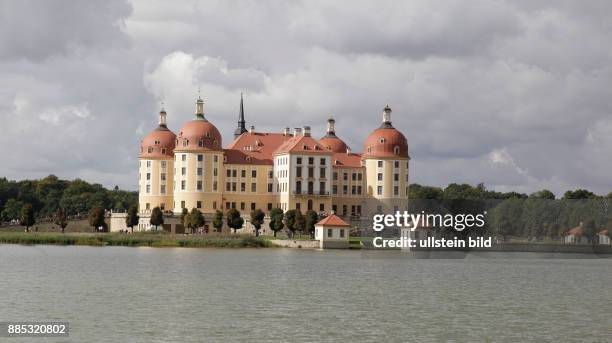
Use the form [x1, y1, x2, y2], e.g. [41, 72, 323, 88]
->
[332, 152, 363, 168]
[274, 135, 332, 155]
[316, 214, 350, 227]
[224, 132, 293, 165]
[567, 226, 584, 236]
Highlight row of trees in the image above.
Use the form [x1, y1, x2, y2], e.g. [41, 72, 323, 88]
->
[0, 175, 137, 222]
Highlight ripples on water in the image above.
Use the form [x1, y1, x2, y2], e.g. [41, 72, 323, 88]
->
[0, 245, 611, 343]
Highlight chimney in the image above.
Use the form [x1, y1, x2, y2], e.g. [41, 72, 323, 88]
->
[249, 125, 255, 134]
[346, 146, 351, 154]
[303, 126, 311, 137]
[294, 127, 302, 136]
[283, 127, 290, 136]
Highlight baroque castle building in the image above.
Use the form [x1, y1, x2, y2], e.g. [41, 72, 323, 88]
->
[136, 95, 409, 232]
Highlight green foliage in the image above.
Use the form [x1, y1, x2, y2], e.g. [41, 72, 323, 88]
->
[284, 209, 305, 236]
[226, 208, 244, 234]
[1, 198, 24, 221]
[304, 210, 319, 238]
[268, 208, 284, 237]
[180, 207, 189, 228]
[250, 209, 265, 237]
[190, 208, 205, 231]
[0, 175, 137, 221]
[88, 206, 107, 231]
[529, 189, 556, 200]
[212, 210, 224, 232]
[150, 207, 164, 230]
[125, 205, 139, 233]
[563, 189, 597, 199]
[20, 203, 35, 229]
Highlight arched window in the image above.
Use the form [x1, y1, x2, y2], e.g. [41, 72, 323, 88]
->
[379, 138, 386, 144]
[394, 146, 400, 155]
[198, 139, 204, 147]
[147, 147, 153, 153]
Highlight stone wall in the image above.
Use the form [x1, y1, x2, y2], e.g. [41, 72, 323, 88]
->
[271, 239, 320, 249]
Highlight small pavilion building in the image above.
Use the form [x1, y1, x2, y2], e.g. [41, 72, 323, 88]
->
[315, 214, 351, 249]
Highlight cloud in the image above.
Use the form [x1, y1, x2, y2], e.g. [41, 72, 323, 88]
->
[0, 0, 610, 197]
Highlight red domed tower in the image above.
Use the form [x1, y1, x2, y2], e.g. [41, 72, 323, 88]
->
[362, 105, 409, 214]
[139, 107, 176, 216]
[173, 96, 224, 214]
[319, 116, 349, 153]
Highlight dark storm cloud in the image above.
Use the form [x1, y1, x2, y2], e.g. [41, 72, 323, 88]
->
[0, 0, 610, 195]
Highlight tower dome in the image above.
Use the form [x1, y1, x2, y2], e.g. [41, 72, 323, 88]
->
[319, 116, 349, 153]
[140, 108, 176, 158]
[362, 105, 408, 159]
[176, 97, 222, 151]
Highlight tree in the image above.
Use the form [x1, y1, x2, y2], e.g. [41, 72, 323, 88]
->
[250, 209, 265, 237]
[125, 205, 139, 233]
[20, 203, 35, 231]
[190, 208, 205, 233]
[53, 208, 68, 233]
[226, 208, 244, 234]
[269, 208, 284, 237]
[1, 198, 24, 222]
[150, 207, 164, 231]
[583, 219, 597, 243]
[88, 206, 106, 232]
[285, 209, 305, 238]
[530, 189, 555, 200]
[304, 210, 319, 239]
[213, 210, 224, 232]
[180, 207, 190, 233]
[563, 189, 596, 200]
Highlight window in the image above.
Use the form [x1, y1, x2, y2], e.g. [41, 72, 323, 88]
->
[307, 199, 313, 211]
[352, 173, 357, 181]
[394, 161, 400, 168]
[377, 186, 383, 195]
[267, 203, 272, 211]
[147, 147, 153, 153]
[394, 186, 399, 196]
[160, 185, 166, 194]
[161, 161, 167, 168]
[351, 186, 356, 195]
[296, 181, 302, 193]
[146, 160, 151, 168]
[333, 172, 338, 181]
[232, 170, 237, 178]
[377, 173, 383, 181]
[343, 173, 348, 181]
[213, 181, 217, 191]
[377, 161, 383, 168]
[226, 202, 230, 210]
[296, 157, 302, 165]
[232, 183, 237, 191]
[214, 155, 218, 163]
[296, 203, 301, 210]
[251, 183, 256, 192]
[240, 202, 245, 210]
[394, 173, 399, 181]
[197, 168, 202, 176]
[333, 185, 338, 194]
[197, 201, 202, 209]
[308, 157, 314, 165]
[213, 201, 217, 209]
[342, 205, 347, 215]
[343, 185, 348, 195]
[241, 170, 246, 178]
[182, 154, 186, 162]
[320, 158, 326, 165]
[308, 167, 314, 178]
[327, 229, 333, 238]
[146, 173, 151, 180]
[146, 184, 150, 193]
[319, 203, 324, 211]
[181, 201, 185, 209]
[340, 229, 345, 238]
[296, 166, 302, 177]
[267, 183, 273, 192]
[226, 169, 232, 177]
[320, 182, 326, 194]
[181, 167, 186, 176]
[197, 181, 202, 190]
[319, 167, 326, 178]
[394, 146, 400, 155]
[198, 154, 203, 162]
[226, 182, 231, 191]
[251, 203, 256, 211]
[181, 180, 186, 190]
[214, 168, 218, 176]
[241, 183, 246, 192]
[251, 170, 257, 178]
[161, 173, 166, 181]
[268, 170, 273, 178]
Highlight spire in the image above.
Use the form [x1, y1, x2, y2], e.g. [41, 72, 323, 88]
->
[380, 105, 393, 128]
[323, 115, 337, 138]
[156, 102, 169, 131]
[234, 92, 248, 139]
[195, 92, 205, 119]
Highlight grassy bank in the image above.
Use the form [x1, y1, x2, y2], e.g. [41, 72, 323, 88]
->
[0, 232, 274, 248]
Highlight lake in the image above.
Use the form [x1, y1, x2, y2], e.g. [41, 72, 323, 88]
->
[0, 245, 611, 342]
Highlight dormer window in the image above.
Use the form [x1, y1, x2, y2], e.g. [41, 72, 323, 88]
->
[206, 132, 211, 138]
[367, 147, 372, 153]
[213, 140, 218, 147]
[394, 146, 400, 155]
[246, 156, 251, 162]
[223, 156, 227, 163]
[161, 148, 167, 155]
[198, 139, 204, 147]
[183, 139, 188, 147]
[147, 147, 153, 153]
[379, 138, 386, 144]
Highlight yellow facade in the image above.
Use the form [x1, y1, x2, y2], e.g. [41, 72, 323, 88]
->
[138, 157, 174, 213]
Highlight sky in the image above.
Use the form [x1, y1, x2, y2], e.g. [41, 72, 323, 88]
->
[0, 0, 610, 195]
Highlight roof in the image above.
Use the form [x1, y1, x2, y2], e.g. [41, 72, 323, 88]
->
[225, 132, 293, 165]
[274, 134, 332, 155]
[316, 214, 350, 227]
[599, 229, 608, 236]
[332, 152, 363, 168]
[567, 226, 584, 236]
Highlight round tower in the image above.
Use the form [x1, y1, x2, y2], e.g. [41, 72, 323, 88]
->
[172, 96, 223, 214]
[319, 116, 349, 153]
[362, 105, 410, 214]
[139, 106, 176, 214]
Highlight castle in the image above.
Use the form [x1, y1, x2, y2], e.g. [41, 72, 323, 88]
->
[134, 94, 409, 233]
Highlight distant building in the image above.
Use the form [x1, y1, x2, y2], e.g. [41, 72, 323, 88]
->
[564, 223, 588, 244]
[314, 214, 351, 249]
[134, 95, 410, 232]
[597, 229, 610, 245]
